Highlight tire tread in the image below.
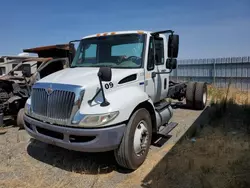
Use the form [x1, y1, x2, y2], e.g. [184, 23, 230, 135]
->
[186, 82, 196, 109]
[114, 108, 152, 170]
[194, 82, 207, 110]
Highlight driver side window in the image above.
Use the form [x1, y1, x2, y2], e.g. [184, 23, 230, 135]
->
[147, 37, 154, 71]
[155, 38, 164, 65]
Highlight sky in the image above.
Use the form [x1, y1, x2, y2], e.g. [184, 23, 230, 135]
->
[0, 0, 250, 59]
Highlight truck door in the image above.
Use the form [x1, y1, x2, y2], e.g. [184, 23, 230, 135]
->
[145, 35, 168, 103]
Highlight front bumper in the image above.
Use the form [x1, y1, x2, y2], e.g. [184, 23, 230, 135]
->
[23, 114, 126, 152]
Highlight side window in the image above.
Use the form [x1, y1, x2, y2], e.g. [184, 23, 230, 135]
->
[155, 38, 164, 65]
[147, 37, 154, 71]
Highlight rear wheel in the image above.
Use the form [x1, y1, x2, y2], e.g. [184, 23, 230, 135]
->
[114, 108, 152, 170]
[17, 108, 25, 129]
[194, 82, 207, 110]
[185, 82, 196, 109]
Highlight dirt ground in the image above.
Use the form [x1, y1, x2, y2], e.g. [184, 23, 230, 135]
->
[0, 90, 250, 188]
[0, 106, 202, 188]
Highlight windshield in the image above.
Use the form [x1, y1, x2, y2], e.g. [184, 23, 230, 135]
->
[71, 34, 146, 68]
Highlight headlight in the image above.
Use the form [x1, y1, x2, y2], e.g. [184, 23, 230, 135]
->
[76, 111, 119, 127]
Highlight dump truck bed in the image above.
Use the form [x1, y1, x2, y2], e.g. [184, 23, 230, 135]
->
[23, 43, 76, 64]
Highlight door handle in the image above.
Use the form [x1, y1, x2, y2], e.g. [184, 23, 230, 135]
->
[161, 69, 167, 72]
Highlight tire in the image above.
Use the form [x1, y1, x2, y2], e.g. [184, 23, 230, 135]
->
[185, 82, 196, 109]
[17, 108, 25, 129]
[0, 89, 8, 99]
[194, 82, 207, 110]
[114, 108, 152, 170]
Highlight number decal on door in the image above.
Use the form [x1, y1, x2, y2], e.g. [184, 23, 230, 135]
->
[105, 82, 114, 89]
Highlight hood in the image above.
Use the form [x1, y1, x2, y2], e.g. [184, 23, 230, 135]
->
[38, 67, 144, 88]
[36, 67, 144, 106]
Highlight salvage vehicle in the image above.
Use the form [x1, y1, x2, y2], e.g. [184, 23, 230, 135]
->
[0, 54, 34, 76]
[22, 43, 76, 65]
[0, 42, 75, 77]
[23, 30, 207, 170]
[0, 43, 76, 127]
[0, 57, 70, 127]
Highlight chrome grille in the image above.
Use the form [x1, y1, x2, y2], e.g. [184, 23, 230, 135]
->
[31, 88, 75, 121]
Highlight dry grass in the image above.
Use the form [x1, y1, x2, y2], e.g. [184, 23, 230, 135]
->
[207, 84, 250, 105]
[207, 84, 250, 129]
[142, 84, 250, 188]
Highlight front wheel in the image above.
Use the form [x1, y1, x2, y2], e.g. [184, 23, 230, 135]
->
[114, 108, 152, 170]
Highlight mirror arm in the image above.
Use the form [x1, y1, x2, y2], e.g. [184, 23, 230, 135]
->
[98, 77, 110, 107]
[88, 88, 101, 105]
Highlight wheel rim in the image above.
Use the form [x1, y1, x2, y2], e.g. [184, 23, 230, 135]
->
[203, 91, 207, 105]
[133, 120, 149, 157]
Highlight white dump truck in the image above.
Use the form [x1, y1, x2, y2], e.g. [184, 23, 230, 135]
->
[23, 30, 207, 170]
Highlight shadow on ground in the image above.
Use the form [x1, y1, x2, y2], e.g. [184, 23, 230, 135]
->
[27, 139, 132, 175]
[141, 98, 250, 188]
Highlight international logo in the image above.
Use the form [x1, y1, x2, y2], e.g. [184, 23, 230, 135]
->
[46, 84, 53, 95]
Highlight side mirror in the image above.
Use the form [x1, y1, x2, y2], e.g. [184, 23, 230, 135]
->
[22, 66, 31, 77]
[168, 34, 179, 58]
[98, 67, 112, 82]
[166, 58, 177, 69]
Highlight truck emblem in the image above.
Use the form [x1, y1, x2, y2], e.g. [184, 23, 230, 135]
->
[46, 85, 53, 95]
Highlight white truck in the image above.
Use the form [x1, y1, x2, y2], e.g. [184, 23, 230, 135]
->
[23, 30, 207, 170]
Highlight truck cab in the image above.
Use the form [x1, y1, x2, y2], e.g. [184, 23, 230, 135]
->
[23, 30, 207, 170]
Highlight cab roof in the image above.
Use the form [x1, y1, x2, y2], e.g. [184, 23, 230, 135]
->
[82, 30, 152, 39]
